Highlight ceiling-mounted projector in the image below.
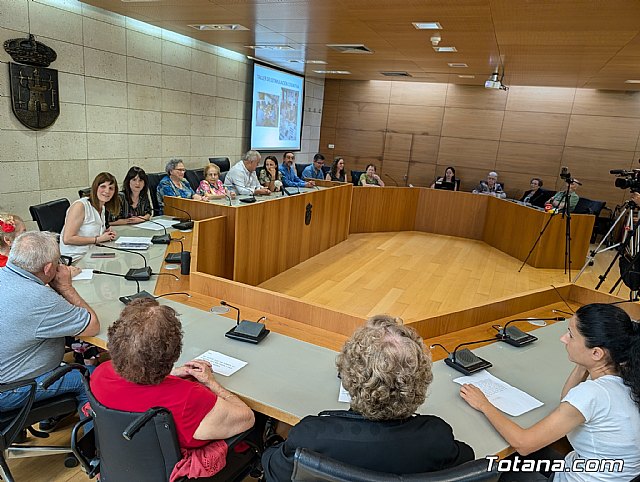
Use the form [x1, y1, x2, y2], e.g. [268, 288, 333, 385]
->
[485, 72, 502, 89]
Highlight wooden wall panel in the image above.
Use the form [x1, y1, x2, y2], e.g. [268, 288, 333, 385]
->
[335, 129, 385, 160]
[350, 187, 419, 233]
[444, 84, 508, 110]
[321, 100, 338, 128]
[389, 81, 447, 106]
[496, 142, 564, 176]
[500, 111, 570, 145]
[565, 115, 640, 151]
[383, 132, 412, 161]
[410, 135, 440, 163]
[338, 80, 391, 104]
[505, 86, 575, 114]
[407, 162, 436, 187]
[381, 159, 410, 185]
[437, 137, 499, 170]
[387, 105, 444, 136]
[336, 102, 389, 131]
[441, 108, 505, 140]
[571, 89, 640, 117]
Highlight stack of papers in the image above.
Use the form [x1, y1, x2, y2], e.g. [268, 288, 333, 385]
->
[115, 236, 152, 250]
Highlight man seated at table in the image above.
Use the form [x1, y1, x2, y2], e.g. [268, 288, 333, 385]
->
[262, 315, 474, 480]
[279, 151, 315, 189]
[548, 179, 580, 213]
[224, 150, 271, 196]
[301, 153, 326, 180]
[0, 231, 100, 430]
[473, 171, 506, 198]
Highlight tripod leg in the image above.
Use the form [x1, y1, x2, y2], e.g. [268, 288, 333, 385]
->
[518, 212, 556, 272]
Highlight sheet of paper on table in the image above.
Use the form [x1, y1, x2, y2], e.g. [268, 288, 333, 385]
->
[133, 219, 177, 231]
[454, 371, 543, 416]
[195, 350, 248, 376]
[72, 269, 94, 281]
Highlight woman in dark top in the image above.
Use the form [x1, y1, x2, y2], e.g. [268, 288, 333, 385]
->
[258, 155, 283, 192]
[326, 156, 347, 183]
[431, 166, 459, 191]
[110, 166, 152, 225]
[520, 178, 547, 208]
[262, 315, 474, 480]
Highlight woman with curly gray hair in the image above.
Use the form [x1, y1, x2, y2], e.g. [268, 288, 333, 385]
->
[262, 314, 474, 481]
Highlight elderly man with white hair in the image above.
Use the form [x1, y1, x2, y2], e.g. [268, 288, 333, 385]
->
[473, 171, 506, 198]
[224, 150, 271, 196]
[0, 231, 100, 427]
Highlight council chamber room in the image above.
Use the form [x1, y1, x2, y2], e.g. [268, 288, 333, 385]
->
[2, 1, 640, 481]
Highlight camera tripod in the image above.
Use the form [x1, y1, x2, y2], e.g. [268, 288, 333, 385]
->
[574, 200, 640, 300]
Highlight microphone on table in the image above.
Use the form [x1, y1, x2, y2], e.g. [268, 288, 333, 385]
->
[96, 243, 152, 281]
[129, 215, 171, 245]
[431, 339, 495, 376]
[168, 206, 194, 230]
[494, 317, 563, 347]
[384, 173, 399, 186]
[219, 300, 270, 344]
[93, 270, 190, 305]
[239, 189, 257, 204]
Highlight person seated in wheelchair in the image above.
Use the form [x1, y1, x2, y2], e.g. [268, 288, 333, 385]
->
[261, 314, 474, 481]
[90, 298, 255, 452]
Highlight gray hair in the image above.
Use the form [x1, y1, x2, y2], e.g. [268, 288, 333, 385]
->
[9, 231, 60, 273]
[488, 171, 498, 178]
[243, 150, 261, 163]
[165, 158, 184, 175]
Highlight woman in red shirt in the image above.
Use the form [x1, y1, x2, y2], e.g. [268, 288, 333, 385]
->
[0, 213, 26, 268]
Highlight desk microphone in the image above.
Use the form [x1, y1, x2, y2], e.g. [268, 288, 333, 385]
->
[220, 300, 270, 344]
[239, 190, 257, 204]
[431, 338, 494, 376]
[163, 238, 191, 275]
[93, 270, 187, 304]
[130, 216, 171, 244]
[495, 317, 563, 347]
[384, 173, 399, 186]
[169, 206, 194, 230]
[96, 243, 152, 281]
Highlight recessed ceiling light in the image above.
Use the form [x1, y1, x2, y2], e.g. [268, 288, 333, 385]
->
[412, 22, 442, 30]
[458, 75, 475, 78]
[313, 70, 351, 74]
[189, 24, 248, 31]
[245, 45, 295, 51]
[433, 46, 457, 52]
[625, 80, 640, 84]
[288, 59, 327, 64]
[448, 63, 468, 68]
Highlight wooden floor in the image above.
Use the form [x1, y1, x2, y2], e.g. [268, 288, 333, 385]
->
[7, 231, 629, 481]
[260, 231, 630, 321]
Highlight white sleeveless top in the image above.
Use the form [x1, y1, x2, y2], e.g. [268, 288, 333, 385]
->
[59, 197, 106, 260]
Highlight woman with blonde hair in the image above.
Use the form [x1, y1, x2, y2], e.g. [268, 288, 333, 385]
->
[0, 213, 26, 267]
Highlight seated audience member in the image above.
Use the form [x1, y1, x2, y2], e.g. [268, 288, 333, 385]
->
[279, 151, 315, 188]
[326, 156, 347, 183]
[0, 231, 100, 421]
[431, 166, 459, 191]
[197, 164, 233, 200]
[359, 164, 385, 187]
[301, 153, 326, 180]
[60, 172, 120, 260]
[110, 166, 152, 225]
[91, 298, 255, 453]
[262, 315, 474, 481]
[472, 171, 506, 198]
[461, 303, 640, 482]
[548, 180, 580, 213]
[224, 150, 271, 196]
[0, 213, 26, 267]
[156, 158, 204, 212]
[520, 178, 548, 208]
[258, 155, 284, 192]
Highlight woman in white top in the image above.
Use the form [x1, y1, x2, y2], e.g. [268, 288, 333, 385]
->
[60, 172, 120, 259]
[460, 303, 640, 481]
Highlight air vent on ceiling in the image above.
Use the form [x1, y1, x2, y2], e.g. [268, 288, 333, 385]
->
[326, 44, 373, 54]
[381, 71, 412, 77]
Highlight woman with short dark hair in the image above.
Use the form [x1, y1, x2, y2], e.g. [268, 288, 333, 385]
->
[262, 314, 473, 480]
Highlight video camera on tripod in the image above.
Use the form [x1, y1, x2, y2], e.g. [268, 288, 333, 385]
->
[611, 168, 640, 193]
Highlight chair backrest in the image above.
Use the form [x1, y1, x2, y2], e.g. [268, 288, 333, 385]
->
[292, 448, 499, 482]
[147, 172, 165, 214]
[29, 198, 70, 233]
[78, 187, 91, 198]
[209, 157, 230, 172]
[574, 197, 606, 216]
[220, 171, 227, 183]
[351, 170, 365, 186]
[185, 168, 204, 191]
[85, 383, 181, 482]
[296, 163, 310, 178]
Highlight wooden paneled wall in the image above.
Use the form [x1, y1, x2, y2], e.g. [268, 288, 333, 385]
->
[321, 81, 640, 209]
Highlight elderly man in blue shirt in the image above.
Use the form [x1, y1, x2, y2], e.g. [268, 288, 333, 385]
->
[279, 152, 315, 188]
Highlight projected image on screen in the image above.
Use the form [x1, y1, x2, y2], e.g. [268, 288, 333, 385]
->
[256, 92, 280, 128]
[279, 88, 299, 141]
[251, 63, 304, 151]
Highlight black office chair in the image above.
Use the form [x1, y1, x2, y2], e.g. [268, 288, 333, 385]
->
[296, 163, 309, 178]
[321, 165, 331, 177]
[0, 366, 85, 482]
[78, 187, 91, 198]
[147, 172, 165, 214]
[219, 171, 227, 183]
[573, 197, 608, 242]
[291, 448, 499, 482]
[209, 157, 230, 173]
[29, 198, 70, 233]
[72, 368, 261, 482]
[185, 168, 205, 192]
[350, 170, 365, 186]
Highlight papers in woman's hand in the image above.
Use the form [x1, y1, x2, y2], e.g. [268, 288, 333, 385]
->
[454, 371, 543, 416]
[195, 350, 247, 376]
